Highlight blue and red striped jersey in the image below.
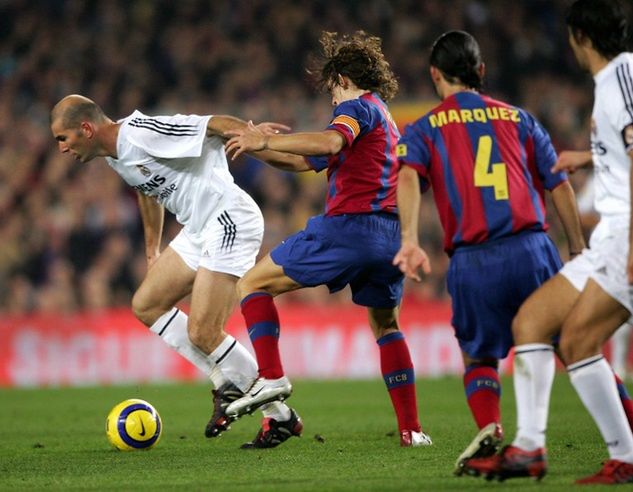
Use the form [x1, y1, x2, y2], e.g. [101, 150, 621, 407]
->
[305, 93, 400, 216]
[398, 92, 566, 254]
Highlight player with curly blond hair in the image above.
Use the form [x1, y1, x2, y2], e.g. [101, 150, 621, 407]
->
[223, 30, 432, 448]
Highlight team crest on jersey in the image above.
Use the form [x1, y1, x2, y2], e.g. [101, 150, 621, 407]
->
[622, 124, 633, 152]
[136, 165, 152, 177]
[396, 143, 408, 157]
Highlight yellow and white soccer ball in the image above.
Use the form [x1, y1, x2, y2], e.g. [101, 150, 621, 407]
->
[105, 399, 162, 451]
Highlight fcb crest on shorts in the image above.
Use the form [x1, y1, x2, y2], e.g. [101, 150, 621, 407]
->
[136, 165, 152, 177]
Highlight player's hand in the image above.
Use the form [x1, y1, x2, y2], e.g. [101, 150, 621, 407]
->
[392, 241, 432, 282]
[225, 121, 268, 160]
[551, 150, 592, 174]
[255, 121, 291, 136]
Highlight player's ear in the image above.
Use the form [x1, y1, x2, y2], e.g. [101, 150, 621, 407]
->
[337, 73, 347, 89]
[429, 66, 442, 84]
[80, 121, 95, 138]
[569, 26, 589, 49]
[478, 63, 485, 79]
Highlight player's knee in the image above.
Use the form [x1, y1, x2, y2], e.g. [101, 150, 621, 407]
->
[235, 276, 249, 300]
[236, 274, 262, 300]
[131, 291, 154, 326]
[511, 306, 553, 345]
[511, 309, 532, 343]
[131, 290, 168, 327]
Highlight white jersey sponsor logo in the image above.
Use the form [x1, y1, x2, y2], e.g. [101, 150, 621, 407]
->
[105, 110, 248, 236]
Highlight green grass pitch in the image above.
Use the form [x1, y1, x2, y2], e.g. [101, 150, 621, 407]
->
[0, 376, 627, 490]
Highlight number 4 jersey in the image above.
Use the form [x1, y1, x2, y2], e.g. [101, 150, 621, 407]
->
[397, 92, 567, 255]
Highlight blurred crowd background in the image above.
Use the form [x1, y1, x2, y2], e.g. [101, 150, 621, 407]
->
[1, 0, 631, 314]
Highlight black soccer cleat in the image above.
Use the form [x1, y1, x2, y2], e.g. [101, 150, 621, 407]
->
[240, 408, 303, 449]
[204, 382, 244, 438]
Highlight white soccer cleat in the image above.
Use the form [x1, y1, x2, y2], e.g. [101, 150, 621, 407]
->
[400, 430, 433, 447]
[226, 376, 292, 419]
[454, 422, 503, 475]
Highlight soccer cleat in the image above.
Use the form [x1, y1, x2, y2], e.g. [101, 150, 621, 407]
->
[226, 376, 292, 419]
[454, 422, 504, 475]
[576, 460, 633, 484]
[463, 445, 547, 481]
[400, 430, 433, 447]
[204, 382, 244, 438]
[241, 408, 303, 449]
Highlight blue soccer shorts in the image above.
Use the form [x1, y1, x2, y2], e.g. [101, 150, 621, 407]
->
[447, 231, 562, 360]
[271, 213, 404, 308]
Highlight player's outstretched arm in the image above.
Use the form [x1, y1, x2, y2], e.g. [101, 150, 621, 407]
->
[225, 121, 345, 159]
[551, 150, 593, 174]
[137, 191, 165, 268]
[254, 149, 313, 172]
[207, 116, 310, 171]
[207, 115, 290, 140]
[393, 165, 431, 282]
[550, 181, 586, 259]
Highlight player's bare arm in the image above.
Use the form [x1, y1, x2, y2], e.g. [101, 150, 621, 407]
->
[549, 181, 586, 258]
[136, 191, 165, 268]
[393, 165, 431, 282]
[551, 150, 593, 173]
[255, 149, 313, 173]
[225, 120, 345, 159]
[210, 119, 309, 172]
[207, 116, 290, 140]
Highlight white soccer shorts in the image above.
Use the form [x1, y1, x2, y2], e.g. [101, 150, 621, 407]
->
[169, 192, 264, 277]
[560, 222, 633, 317]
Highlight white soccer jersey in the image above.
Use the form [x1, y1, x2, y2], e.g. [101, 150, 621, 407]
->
[561, 53, 633, 314]
[105, 110, 247, 236]
[591, 52, 633, 219]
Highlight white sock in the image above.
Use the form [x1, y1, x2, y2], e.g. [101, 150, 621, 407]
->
[208, 335, 258, 393]
[261, 401, 292, 421]
[149, 308, 220, 381]
[512, 344, 555, 451]
[568, 355, 633, 462]
[208, 365, 227, 390]
[612, 323, 632, 379]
